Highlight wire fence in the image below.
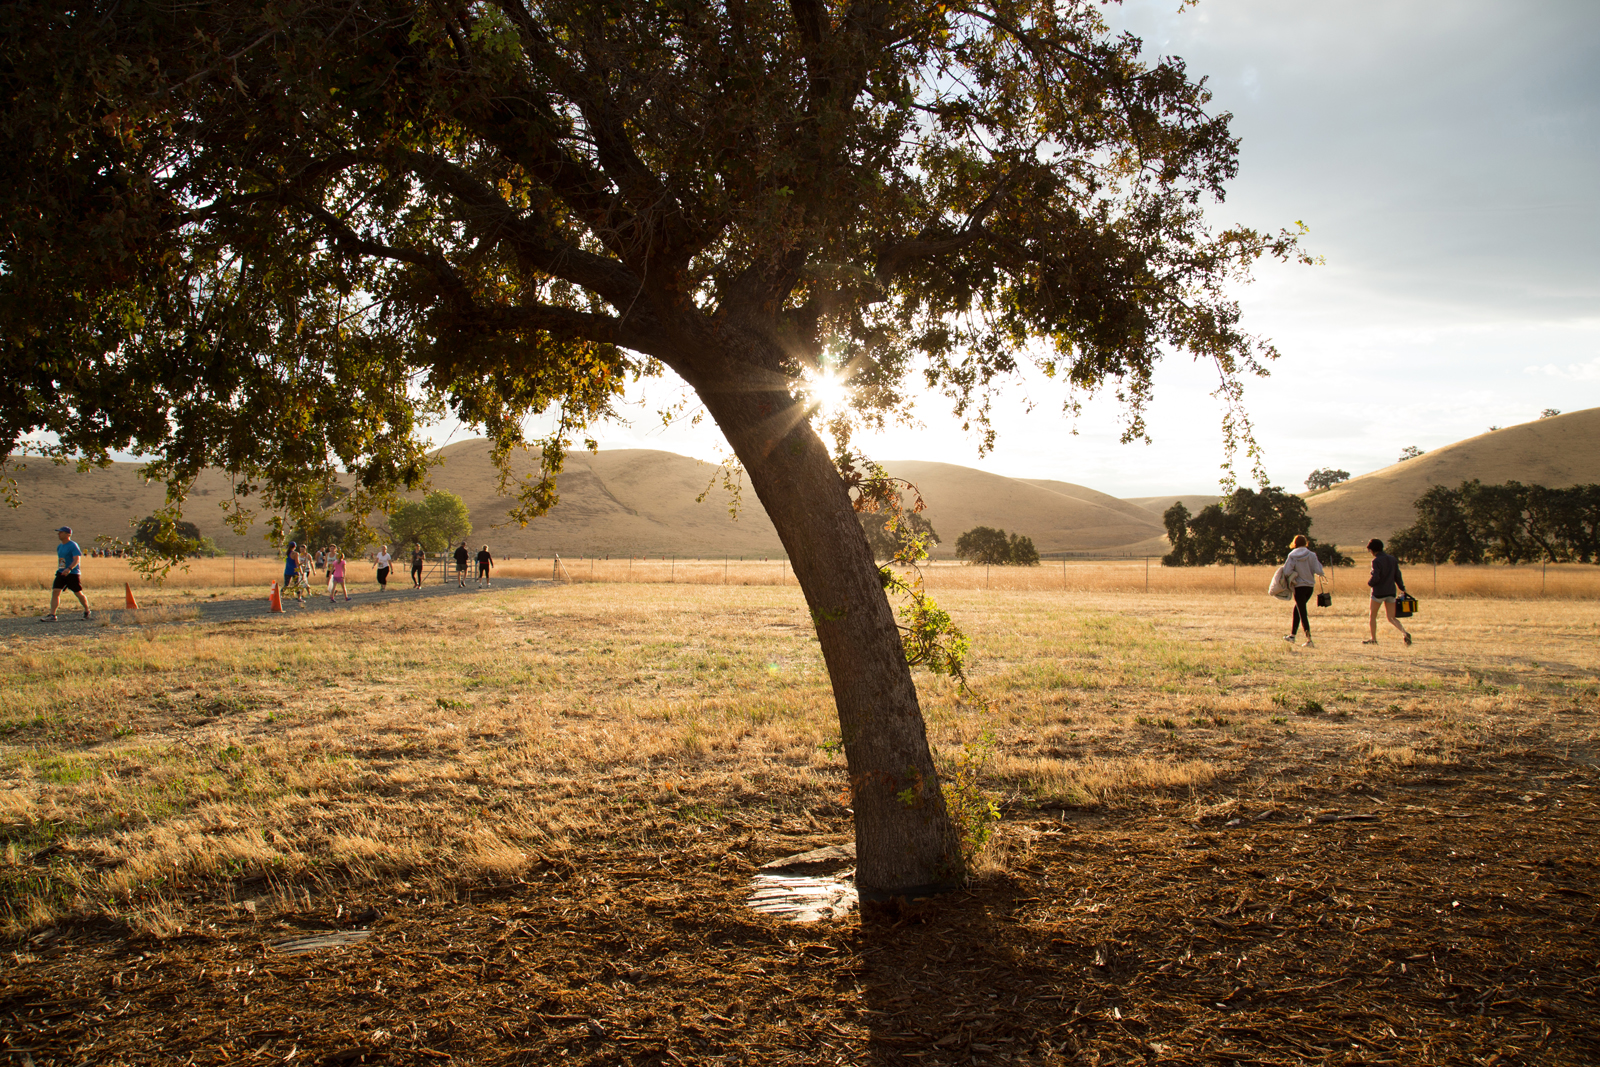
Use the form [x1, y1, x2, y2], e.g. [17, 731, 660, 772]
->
[490, 555, 1600, 599]
[1, 553, 1596, 600]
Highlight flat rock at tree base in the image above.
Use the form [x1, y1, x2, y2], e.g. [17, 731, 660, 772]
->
[749, 843, 858, 922]
[746, 872, 858, 923]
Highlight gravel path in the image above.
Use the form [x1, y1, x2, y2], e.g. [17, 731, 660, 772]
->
[0, 577, 547, 640]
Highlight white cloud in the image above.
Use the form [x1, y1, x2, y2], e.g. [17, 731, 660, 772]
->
[1526, 359, 1600, 380]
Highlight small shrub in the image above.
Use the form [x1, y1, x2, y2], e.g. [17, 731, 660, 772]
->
[940, 732, 1001, 874]
[1297, 699, 1325, 716]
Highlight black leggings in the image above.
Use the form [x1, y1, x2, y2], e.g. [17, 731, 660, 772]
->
[1291, 585, 1314, 636]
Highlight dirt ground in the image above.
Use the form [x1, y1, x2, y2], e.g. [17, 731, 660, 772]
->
[3, 585, 1599, 1065]
[7, 760, 1599, 1065]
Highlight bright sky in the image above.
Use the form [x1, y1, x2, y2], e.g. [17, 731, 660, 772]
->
[567, 0, 1600, 496]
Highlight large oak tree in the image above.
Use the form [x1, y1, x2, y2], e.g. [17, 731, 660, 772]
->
[1, 0, 1303, 896]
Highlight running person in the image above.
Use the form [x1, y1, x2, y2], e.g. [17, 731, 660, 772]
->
[283, 541, 305, 603]
[44, 526, 92, 621]
[329, 549, 349, 601]
[410, 540, 426, 588]
[453, 541, 469, 586]
[374, 544, 392, 590]
[475, 545, 493, 586]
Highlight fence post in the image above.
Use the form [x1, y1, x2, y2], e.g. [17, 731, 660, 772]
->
[1145, 556, 1149, 593]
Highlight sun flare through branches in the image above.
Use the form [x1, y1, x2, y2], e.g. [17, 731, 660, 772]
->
[803, 367, 851, 419]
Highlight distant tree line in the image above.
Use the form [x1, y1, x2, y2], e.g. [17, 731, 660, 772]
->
[954, 526, 1040, 566]
[1390, 481, 1600, 564]
[1163, 488, 1351, 567]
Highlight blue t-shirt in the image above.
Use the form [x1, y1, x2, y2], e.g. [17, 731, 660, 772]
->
[284, 550, 299, 577]
[57, 540, 82, 574]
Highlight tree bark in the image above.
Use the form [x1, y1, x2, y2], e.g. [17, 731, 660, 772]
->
[685, 352, 962, 898]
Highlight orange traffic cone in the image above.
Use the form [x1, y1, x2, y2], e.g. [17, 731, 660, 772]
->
[124, 582, 139, 610]
[269, 581, 284, 613]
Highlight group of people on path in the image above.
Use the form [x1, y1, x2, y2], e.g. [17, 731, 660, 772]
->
[1277, 536, 1412, 648]
[40, 522, 1414, 649]
[281, 541, 351, 604]
[280, 539, 493, 603]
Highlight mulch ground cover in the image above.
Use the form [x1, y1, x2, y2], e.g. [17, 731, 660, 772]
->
[5, 751, 1598, 1066]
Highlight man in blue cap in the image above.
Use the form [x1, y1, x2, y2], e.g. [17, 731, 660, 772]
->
[45, 526, 92, 621]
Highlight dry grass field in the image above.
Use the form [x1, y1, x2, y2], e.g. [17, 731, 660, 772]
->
[2, 572, 1599, 1064]
[4, 552, 1598, 611]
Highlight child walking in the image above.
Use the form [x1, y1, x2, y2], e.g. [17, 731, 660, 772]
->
[329, 549, 350, 602]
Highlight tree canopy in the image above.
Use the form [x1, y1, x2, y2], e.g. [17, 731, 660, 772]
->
[389, 491, 473, 553]
[1389, 481, 1600, 565]
[1305, 468, 1350, 492]
[2, 0, 1304, 895]
[954, 526, 1039, 566]
[1163, 488, 1349, 567]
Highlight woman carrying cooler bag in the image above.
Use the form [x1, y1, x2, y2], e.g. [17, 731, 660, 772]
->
[1281, 535, 1325, 648]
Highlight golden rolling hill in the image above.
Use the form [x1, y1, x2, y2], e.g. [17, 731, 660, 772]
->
[1304, 406, 1600, 546]
[10, 407, 1593, 560]
[0, 441, 1169, 559]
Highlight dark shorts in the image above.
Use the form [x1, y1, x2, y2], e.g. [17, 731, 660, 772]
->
[456, 561, 468, 572]
[53, 572, 82, 593]
[377, 566, 390, 584]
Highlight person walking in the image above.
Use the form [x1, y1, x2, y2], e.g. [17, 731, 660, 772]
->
[1364, 538, 1412, 646]
[1280, 534, 1325, 648]
[374, 544, 392, 590]
[453, 541, 469, 586]
[410, 540, 426, 588]
[329, 548, 350, 602]
[43, 526, 92, 621]
[475, 544, 493, 586]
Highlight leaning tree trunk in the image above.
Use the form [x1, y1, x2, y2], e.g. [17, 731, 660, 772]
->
[684, 351, 962, 898]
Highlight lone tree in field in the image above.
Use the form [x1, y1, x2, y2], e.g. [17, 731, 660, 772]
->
[955, 526, 1038, 566]
[390, 491, 474, 553]
[1, 0, 1304, 896]
[1304, 468, 1350, 492]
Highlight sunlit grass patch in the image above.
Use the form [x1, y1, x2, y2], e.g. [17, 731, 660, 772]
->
[2, 581, 1597, 935]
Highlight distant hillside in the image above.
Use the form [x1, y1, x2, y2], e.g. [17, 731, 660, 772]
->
[25, 407, 1592, 560]
[1125, 494, 1224, 517]
[1304, 407, 1600, 545]
[0, 442, 1173, 558]
[0, 459, 271, 555]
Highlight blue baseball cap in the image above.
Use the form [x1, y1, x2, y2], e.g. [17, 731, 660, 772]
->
[56, 526, 71, 533]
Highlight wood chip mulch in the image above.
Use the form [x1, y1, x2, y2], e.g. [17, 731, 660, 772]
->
[5, 753, 1599, 1065]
